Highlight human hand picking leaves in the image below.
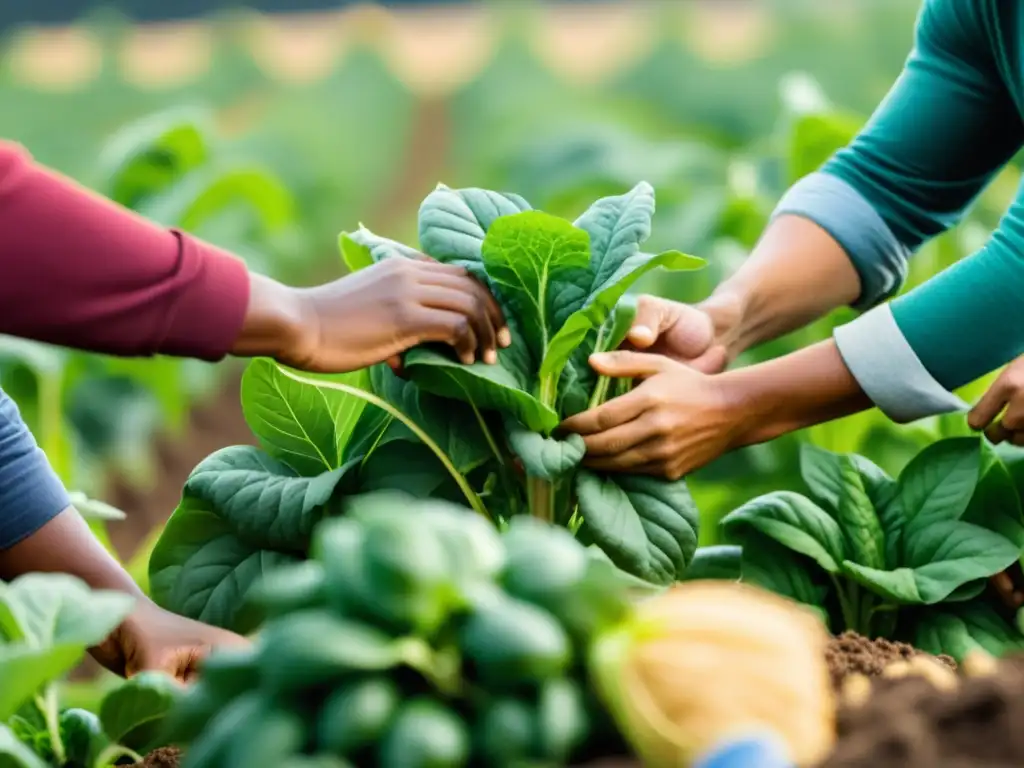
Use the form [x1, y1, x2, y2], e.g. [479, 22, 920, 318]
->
[90, 599, 249, 684]
[622, 294, 741, 374]
[559, 351, 743, 480]
[968, 355, 1024, 446]
[239, 255, 511, 375]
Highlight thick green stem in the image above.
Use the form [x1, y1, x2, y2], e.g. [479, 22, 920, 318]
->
[37, 687, 64, 765]
[589, 376, 612, 409]
[527, 477, 554, 522]
[830, 575, 859, 633]
[94, 744, 143, 768]
[278, 368, 490, 521]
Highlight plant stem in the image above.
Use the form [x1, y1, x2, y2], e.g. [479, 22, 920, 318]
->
[527, 477, 554, 522]
[830, 575, 859, 633]
[37, 686, 64, 765]
[469, 402, 504, 467]
[94, 744, 143, 768]
[278, 368, 490, 521]
[589, 376, 612, 409]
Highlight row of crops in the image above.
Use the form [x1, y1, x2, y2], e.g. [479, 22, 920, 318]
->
[6, 2, 1024, 766]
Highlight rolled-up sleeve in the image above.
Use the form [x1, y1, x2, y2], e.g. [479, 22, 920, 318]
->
[0, 388, 69, 549]
[773, 0, 1024, 422]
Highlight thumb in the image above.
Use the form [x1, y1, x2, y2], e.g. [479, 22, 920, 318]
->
[589, 350, 672, 379]
[969, 376, 1009, 431]
[626, 296, 668, 349]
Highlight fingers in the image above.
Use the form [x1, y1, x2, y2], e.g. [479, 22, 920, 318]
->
[414, 307, 481, 365]
[626, 295, 667, 349]
[588, 350, 675, 379]
[582, 409, 673, 457]
[424, 270, 510, 349]
[968, 378, 1009, 431]
[418, 285, 498, 364]
[560, 387, 653, 435]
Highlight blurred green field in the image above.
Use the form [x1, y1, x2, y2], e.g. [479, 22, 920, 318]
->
[0, 0, 1013, 560]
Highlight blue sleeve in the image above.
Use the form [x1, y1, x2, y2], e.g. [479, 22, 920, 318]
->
[0, 387, 70, 549]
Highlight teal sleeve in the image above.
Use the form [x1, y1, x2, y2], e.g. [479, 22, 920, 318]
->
[893, 188, 1024, 390]
[819, 0, 1022, 303]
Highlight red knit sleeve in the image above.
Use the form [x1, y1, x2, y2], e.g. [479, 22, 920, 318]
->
[0, 141, 250, 360]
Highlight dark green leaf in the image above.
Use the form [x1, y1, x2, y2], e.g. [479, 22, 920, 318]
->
[963, 441, 1024, 549]
[733, 531, 829, 620]
[0, 724, 47, 768]
[575, 471, 699, 585]
[506, 423, 585, 481]
[720, 491, 845, 573]
[100, 671, 181, 750]
[914, 600, 1024, 661]
[679, 545, 742, 582]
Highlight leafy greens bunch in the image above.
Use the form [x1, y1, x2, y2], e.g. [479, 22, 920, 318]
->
[149, 182, 706, 635]
[0, 573, 180, 768]
[720, 437, 1024, 660]
[166, 492, 633, 768]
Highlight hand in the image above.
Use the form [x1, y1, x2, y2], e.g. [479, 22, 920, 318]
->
[90, 599, 249, 683]
[559, 351, 748, 480]
[969, 357, 1024, 445]
[238, 257, 510, 374]
[623, 294, 741, 374]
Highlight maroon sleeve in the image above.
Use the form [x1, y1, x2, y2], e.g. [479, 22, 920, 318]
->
[0, 141, 251, 360]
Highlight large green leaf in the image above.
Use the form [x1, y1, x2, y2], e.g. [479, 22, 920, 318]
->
[417, 185, 533, 273]
[679, 545, 742, 582]
[0, 643, 86, 721]
[575, 471, 699, 585]
[894, 438, 982, 553]
[799, 445, 885, 570]
[913, 599, 1024, 661]
[241, 358, 368, 475]
[719, 491, 846, 574]
[100, 671, 181, 751]
[481, 211, 591, 368]
[506, 423, 585, 481]
[0, 574, 134, 648]
[733, 531, 829, 621]
[148, 448, 359, 632]
[962, 441, 1024, 549]
[843, 520, 1019, 604]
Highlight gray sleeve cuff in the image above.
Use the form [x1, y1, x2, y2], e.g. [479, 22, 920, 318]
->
[833, 304, 969, 423]
[0, 388, 70, 549]
[772, 171, 912, 310]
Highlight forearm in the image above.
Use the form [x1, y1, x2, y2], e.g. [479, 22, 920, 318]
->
[0, 507, 144, 598]
[0, 142, 252, 360]
[726, 339, 874, 447]
[700, 212, 864, 360]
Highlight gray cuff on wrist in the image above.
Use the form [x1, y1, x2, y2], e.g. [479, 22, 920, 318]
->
[833, 304, 969, 423]
[773, 172, 912, 310]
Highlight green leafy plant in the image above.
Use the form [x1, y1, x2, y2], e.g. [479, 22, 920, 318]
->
[0, 574, 180, 767]
[149, 182, 706, 634]
[166, 491, 632, 768]
[720, 437, 1024, 660]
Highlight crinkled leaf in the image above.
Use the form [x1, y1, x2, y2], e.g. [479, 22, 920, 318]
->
[357, 441, 455, 498]
[184, 446, 358, 552]
[852, 454, 901, 566]
[417, 185, 532, 273]
[720, 491, 845, 574]
[100, 671, 181, 750]
[0, 723, 48, 767]
[0, 573, 134, 648]
[0, 644, 86, 721]
[147, 446, 359, 633]
[506, 422, 585, 481]
[481, 211, 591, 367]
[575, 471, 698, 585]
[679, 545, 742, 582]
[241, 358, 368, 475]
[914, 600, 1024, 661]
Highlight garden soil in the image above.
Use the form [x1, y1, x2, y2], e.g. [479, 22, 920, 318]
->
[823, 655, 1024, 767]
[825, 631, 956, 692]
[129, 747, 181, 768]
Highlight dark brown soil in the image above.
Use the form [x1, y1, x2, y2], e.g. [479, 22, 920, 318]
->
[825, 630, 956, 691]
[822, 656, 1024, 767]
[128, 746, 182, 768]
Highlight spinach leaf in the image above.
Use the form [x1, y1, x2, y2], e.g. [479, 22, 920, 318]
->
[722, 436, 1024, 657]
[99, 671, 180, 752]
[914, 599, 1024, 659]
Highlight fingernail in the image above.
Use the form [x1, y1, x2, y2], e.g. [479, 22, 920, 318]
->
[484, 349, 498, 365]
[498, 328, 512, 347]
[461, 354, 475, 365]
[590, 353, 608, 365]
[630, 325, 654, 343]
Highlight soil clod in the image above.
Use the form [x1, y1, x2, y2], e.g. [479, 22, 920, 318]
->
[825, 631, 956, 691]
[129, 746, 182, 768]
